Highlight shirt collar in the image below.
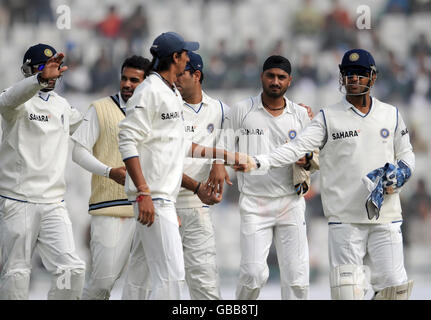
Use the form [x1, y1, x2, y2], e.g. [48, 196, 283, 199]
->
[117, 91, 127, 109]
[342, 95, 373, 112]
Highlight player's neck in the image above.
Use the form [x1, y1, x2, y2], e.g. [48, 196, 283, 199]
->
[346, 94, 371, 114]
[158, 70, 176, 88]
[261, 94, 286, 116]
[184, 88, 203, 105]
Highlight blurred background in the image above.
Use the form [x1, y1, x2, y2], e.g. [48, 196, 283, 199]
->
[1, 0, 431, 299]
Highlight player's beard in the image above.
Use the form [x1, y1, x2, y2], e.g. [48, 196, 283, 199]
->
[263, 84, 288, 98]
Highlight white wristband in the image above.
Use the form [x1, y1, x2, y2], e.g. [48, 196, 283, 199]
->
[104, 166, 112, 178]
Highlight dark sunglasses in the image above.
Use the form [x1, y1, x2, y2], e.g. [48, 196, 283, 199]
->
[342, 69, 370, 77]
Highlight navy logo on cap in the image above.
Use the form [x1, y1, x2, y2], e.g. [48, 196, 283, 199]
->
[349, 53, 359, 62]
[380, 128, 389, 138]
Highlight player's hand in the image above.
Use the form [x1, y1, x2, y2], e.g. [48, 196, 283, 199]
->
[206, 162, 233, 197]
[109, 166, 126, 185]
[234, 155, 257, 172]
[197, 183, 221, 205]
[299, 103, 314, 119]
[295, 156, 308, 167]
[137, 196, 155, 227]
[41, 53, 68, 80]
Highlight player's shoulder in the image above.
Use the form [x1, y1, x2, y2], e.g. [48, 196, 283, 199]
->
[372, 96, 397, 111]
[202, 91, 230, 111]
[290, 100, 309, 117]
[233, 95, 258, 112]
[49, 91, 71, 106]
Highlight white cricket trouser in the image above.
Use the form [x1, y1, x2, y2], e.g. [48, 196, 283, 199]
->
[236, 194, 309, 300]
[0, 197, 85, 300]
[328, 222, 408, 293]
[121, 227, 152, 300]
[177, 206, 220, 300]
[83, 215, 137, 300]
[131, 199, 185, 300]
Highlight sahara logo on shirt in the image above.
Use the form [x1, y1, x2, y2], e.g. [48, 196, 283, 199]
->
[161, 112, 180, 120]
[332, 129, 360, 140]
[29, 113, 50, 122]
[241, 128, 264, 135]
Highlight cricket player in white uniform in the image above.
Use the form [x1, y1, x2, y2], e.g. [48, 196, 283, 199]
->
[0, 44, 85, 299]
[225, 55, 314, 300]
[238, 49, 415, 300]
[118, 32, 239, 300]
[174, 52, 231, 300]
[71, 56, 151, 300]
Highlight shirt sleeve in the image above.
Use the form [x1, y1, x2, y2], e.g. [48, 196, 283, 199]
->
[68, 105, 84, 135]
[70, 106, 100, 151]
[0, 75, 43, 116]
[118, 91, 154, 160]
[394, 109, 415, 172]
[220, 102, 240, 153]
[256, 111, 327, 171]
[72, 140, 109, 177]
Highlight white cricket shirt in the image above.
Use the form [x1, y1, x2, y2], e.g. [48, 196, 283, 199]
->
[118, 72, 190, 202]
[225, 94, 311, 197]
[176, 91, 229, 209]
[0, 75, 83, 203]
[257, 97, 415, 224]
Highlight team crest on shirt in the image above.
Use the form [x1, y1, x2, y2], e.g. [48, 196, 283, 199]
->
[380, 128, 390, 139]
[288, 130, 297, 140]
[207, 123, 214, 133]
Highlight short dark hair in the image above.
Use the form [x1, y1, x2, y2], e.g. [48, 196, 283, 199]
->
[121, 55, 151, 75]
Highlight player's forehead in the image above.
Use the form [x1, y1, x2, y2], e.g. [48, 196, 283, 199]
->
[121, 67, 145, 79]
[262, 68, 290, 77]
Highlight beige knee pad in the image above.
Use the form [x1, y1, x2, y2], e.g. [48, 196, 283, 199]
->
[373, 280, 414, 300]
[330, 264, 369, 300]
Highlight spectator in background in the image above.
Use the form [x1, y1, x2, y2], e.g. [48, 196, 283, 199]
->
[28, 0, 54, 25]
[235, 38, 260, 88]
[378, 50, 413, 103]
[95, 5, 123, 62]
[384, 0, 411, 14]
[206, 39, 232, 89]
[403, 178, 431, 247]
[90, 48, 118, 95]
[121, 4, 150, 55]
[268, 39, 287, 57]
[322, 0, 354, 50]
[411, 33, 431, 57]
[292, 0, 324, 37]
[96, 5, 122, 39]
[296, 53, 318, 84]
[411, 0, 431, 12]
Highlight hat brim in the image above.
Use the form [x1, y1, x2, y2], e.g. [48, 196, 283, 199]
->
[183, 41, 199, 52]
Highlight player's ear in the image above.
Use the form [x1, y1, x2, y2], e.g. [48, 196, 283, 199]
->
[287, 74, 293, 87]
[194, 70, 201, 82]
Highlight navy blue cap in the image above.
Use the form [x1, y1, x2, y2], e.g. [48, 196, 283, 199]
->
[339, 49, 377, 72]
[150, 32, 199, 59]
[185, 52, 203, 72]
[23, 43, 57, 66]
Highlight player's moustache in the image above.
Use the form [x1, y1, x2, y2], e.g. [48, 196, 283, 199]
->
[269, 84, 281, 89]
